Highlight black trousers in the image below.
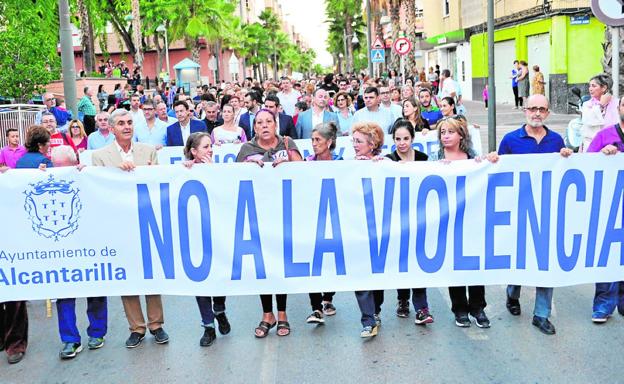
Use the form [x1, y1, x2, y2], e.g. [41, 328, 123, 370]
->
[308, 292, 335, 312]
[512, 86, 522, 107]
[260, 294, 287, 313]
[0, 301, 28, 355]
[373, 290, 384, 314]
[448, 286, 486, 314]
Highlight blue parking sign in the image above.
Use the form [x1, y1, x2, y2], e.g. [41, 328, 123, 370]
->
[371, 49, 385, 63]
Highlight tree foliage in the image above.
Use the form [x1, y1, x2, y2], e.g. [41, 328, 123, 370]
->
[325, 0, 368, 73]
[0, 0, 61, 100]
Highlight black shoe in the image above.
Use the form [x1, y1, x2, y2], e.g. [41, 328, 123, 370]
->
[396, 300, 410, 318]
[125, 332, 145, 348]
[150, 328, 170, 344]
[200, 327, 216, 347]
[532, 316, 556, 335]
[470, 309, 491, 328]
[454, 312, 471, 327]
[7, 352, 24, 364]
[215, 312, 231, 335]
[506, 297, 521, 316]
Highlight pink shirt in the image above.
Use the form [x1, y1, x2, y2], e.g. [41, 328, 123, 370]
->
[0, 145, 27, 168]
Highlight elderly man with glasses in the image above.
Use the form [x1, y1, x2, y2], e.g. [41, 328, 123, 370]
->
[35, 93, 71, 131]
[498, 94, 572, 336]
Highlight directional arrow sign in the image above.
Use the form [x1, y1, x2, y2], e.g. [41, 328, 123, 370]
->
[591, 0, 624, 26]
[393, 37, 412, 56]
[371, 49, 385, 63]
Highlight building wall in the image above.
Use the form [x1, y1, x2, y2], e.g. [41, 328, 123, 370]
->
[470, 15, 605, 112]
[422, 0, 462, 39]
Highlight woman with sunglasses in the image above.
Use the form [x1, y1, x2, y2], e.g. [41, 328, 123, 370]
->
[333, 91, 354, 136]
[385, 119, 434, 324]
[430, 116, 498, 328]
[236, 109, 303, 338]
[351, 122, 385, 338]
[67, 119, 88, 152]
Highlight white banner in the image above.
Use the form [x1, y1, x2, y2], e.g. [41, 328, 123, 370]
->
[79, 131, 483, 166]
[0, 153, 622, 301]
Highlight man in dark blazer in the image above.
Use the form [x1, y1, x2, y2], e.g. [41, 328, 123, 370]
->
[263, 94, 298, 139]
[166, 100, 207, 146]
[239, 91, 262, 140]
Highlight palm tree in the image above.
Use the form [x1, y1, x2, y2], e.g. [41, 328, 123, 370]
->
[602, 26, 624, 95]
[403, 0, 417, 77]
[259, 9, 281, 80]
[77, 0, 96, 74]
[388, 0, 401, 72]
[325, 0, 366, 73]
[130, 0, 143, 70]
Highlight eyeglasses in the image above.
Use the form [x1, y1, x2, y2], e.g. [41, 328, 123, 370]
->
[524, 106, 549, 113]
[71, 125, 80, 129]
[45, 98, 55, 102]
[143, 108, 154, 111]
[337, 98, 346, 102]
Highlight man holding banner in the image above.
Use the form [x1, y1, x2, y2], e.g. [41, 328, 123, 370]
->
[91, 109, 168, 348]
[498, 94, 572, 335]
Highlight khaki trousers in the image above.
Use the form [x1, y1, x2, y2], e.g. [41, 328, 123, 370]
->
[121, 295, 164, 333]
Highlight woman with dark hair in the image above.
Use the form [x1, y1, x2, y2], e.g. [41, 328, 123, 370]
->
[333, 91, 354, 135]
[182, 132, 232, 347]
[439, 96, 457, 117]
[97, 84, 108, 111]
[401, 96, 430, 133]
[211, 104, 247, 144]
[304, 122, 342, 325]
[430, 116, 498, 328]
[16, 125, 53, 169]
[385, 120, 432, 323]
[236, 109, 303, 338]
[580, 73, 620, 152]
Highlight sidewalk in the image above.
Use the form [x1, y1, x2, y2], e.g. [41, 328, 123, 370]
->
[462, 100, 577, 151]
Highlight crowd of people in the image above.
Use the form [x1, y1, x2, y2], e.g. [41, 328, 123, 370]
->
[0, 70, 622, 364]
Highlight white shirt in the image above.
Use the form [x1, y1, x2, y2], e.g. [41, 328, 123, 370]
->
[130, 109, 146, 127]
[179, 121, 191, 145]
[311, 109, 324, 131]
[440, 78, 458, 99]
[114, 140, 134, 163]
[276, 90, 301, 116]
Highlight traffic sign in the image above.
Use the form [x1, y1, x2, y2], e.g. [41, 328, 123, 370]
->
[371, 49, 385, 63]
[393, 37, 412, 56]
[371, 37, 384, 49]
[591, 0, 624, 26]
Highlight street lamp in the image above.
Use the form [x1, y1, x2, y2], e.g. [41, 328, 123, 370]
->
[156, 24, 170, 82]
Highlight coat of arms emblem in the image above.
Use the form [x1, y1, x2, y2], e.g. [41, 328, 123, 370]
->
[24, 174, 82, 241]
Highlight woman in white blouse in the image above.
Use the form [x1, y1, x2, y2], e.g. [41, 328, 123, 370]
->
[211, 104, 248, 144]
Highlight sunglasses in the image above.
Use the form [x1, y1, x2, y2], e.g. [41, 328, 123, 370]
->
[524, 106, 549, 113]
[71, 125, 80, 129]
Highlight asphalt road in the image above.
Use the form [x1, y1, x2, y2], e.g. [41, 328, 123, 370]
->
[1, 283, 622, 384]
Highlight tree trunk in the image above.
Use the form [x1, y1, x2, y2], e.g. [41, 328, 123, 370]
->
[404, 0, 416, 79]
[345, 15, 353, 74]
[389, 0, 400, 73]
[191, 40, 201, 65]
[153, 34, 164, 76]
[78, 0, 96, 74]
[105, 0, 136, 58]
[602, 26, 624, 96]
[131, 0, 143, 72]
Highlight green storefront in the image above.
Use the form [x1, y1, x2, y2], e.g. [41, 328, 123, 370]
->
[469, 14, 606, 113]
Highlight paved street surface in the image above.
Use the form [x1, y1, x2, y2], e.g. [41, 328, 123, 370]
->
[1, 283, 623, 383]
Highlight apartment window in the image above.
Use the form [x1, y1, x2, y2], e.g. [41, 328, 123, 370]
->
[443, 0, 450, 16]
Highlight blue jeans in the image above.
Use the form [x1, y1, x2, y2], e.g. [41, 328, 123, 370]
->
[57, 297, 107, 343]
[507, 285, 553, 318]
[354, 291, 376, 327]
[593, 281, 624, 315]
[196, 296, 226, 327]
[397, 288, 429, 310]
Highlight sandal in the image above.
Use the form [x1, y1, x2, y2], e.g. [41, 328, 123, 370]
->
[254, 321, 276, 338]
[276, 321, 291, 337]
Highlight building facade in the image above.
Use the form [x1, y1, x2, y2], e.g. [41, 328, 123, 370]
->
[422, 0, 605, 113]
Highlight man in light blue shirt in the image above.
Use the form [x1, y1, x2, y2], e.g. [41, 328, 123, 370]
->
[352, 86, 395, 133]
[133, 100, 167, 148]
[379, 85, 403, 122]
[87, 112, 115, 150]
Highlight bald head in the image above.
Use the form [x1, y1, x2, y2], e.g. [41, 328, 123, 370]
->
[524, 94, 550, 128]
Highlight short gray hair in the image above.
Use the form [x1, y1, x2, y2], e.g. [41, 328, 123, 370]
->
[109, 108, 130, 127]
[51, 145, 77, 166]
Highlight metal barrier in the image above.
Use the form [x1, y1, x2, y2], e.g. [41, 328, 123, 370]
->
[0, 104, 46, 148]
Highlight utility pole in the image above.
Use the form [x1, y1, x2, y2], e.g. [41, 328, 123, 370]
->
[366, 0, 373, 77]
[487, 0, 496, 152]
[58, 0, 77, 116]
